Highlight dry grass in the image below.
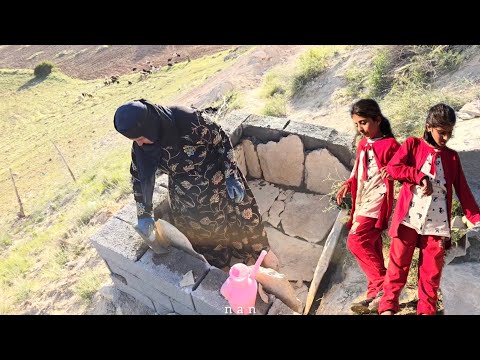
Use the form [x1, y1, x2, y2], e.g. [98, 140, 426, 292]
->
[0, 48, 241, 314]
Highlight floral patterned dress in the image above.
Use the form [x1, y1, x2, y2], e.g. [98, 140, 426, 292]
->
[130, 107, 270, 268]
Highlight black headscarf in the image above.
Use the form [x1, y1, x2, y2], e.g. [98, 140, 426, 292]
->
[113, 99, 177, 145]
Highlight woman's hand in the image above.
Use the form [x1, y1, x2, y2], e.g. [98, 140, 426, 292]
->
[380, 167, 393, 180]
[420, 177, 433, 196]
[226, 176, 245, 203]
[262, 250, 280, 271]
[336, 183, 350, 206]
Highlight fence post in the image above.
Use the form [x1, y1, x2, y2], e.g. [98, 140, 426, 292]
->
[51, 141, 76, 183]
[9, 168, 25, 218]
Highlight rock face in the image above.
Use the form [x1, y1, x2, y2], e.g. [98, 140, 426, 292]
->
[89, 285, 159, 315]
[265, 200, 285, 228]
[265, 226, 323, 282]
[242, 139, 262, 178]
[459, 100, 480, 118]
[447, 117, 480, 204]
[257, 135, 305, 187]
[283, 121, 355, 168]
[281, 193, 339, 244]
[315, 246, 367, 315]
[441, 262, 480, 315]
[440, 107, 480, 314]
[234, 144, 247, 177]
[248, 180, 281, 217]
[305, 148, 350, 194]
[442, 228, 480, 315]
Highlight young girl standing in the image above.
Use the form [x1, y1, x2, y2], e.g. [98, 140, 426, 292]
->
[379, 103, 480, 315]
[337, 99, 400, 314]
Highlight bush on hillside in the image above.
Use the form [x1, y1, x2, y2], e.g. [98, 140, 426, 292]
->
[34, 61, 55, 78]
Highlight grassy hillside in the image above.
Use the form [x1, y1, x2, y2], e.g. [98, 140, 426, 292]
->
[0, 49, 238, 313]
[0, 45, 234, 80]
[0, 50, 236, 226]
[259, 45, 480, 138]
[2, 45, 479, 314]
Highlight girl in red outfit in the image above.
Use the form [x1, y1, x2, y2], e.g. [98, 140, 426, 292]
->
[379, 103, 480, 315]
[337, 99, 400, 314]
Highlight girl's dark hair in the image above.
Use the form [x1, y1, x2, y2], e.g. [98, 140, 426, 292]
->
[423, 103, 456, 146]
[350, 98, 395, 138]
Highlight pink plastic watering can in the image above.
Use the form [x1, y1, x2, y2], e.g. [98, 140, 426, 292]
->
[220, 250, 268, 315]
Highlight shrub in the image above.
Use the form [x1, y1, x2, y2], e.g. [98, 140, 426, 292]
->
[261, 70, 288, 98]
[368, 49, 392, 98]
[34, 61, 55, 78]
[262, 93, 287, 117]
[291, 47, 334, 95]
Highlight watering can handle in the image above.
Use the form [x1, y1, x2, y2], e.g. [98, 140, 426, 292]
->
[250, 250, 268, 279]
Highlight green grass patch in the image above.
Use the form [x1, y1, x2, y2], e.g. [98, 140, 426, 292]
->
[291, 46, 344, 95]
[259, 66, 291, 116]
[259, 46, 348, 115]
[0, 48, 237, 229]
[261, 69, 289, 98]
[0, 47, 241, 313]
[0, 231, 12, 249]
[368, 48, 393, 98]
[393, 45, 464, 89]
[343, 66, 368, 99]
[262, 93, 288, 117]
[75, 268, 108, 301]
[381, 84, 464, 140]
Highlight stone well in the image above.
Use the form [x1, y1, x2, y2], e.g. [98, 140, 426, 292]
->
[91, 111, 356, 315]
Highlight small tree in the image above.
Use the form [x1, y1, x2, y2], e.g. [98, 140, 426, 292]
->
[34, 61, 55, 78]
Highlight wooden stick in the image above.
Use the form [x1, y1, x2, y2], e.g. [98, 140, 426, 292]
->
[303, 209, 348, 315]
[9, 168, 25, 218]
[51, 141, 76, 183]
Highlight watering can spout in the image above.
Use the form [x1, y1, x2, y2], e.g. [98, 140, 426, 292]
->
[250, 250, 268, 280]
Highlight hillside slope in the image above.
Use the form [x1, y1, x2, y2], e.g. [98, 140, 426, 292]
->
[0, 45, 233, 80]
[2, 45, 480, 315]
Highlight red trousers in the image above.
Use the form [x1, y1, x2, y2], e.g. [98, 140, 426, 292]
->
[347, 216, 385, 298]
[379, 224, 445, 315]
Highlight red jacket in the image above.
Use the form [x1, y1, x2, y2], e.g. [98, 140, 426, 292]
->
[387, 136, 480, 238]
[345, 137, 400, 230]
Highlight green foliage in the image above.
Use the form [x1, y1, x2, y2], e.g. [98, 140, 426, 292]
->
[321, 170, 352, 213]
[33, 61, 55, 78]
[368, 49, 392, 98]
[451, 198, 464, 217]
[381, 84, 464, 140]
[393, 45, 464, 89]
[290, 46, 348, 96]
[75, 269, 107, 301]
[259, 67, 291, 117]
[207, 90, 243, 116]
[0, 252, 32, 286]
[343, 66, 368, 99]
[451, 229, 467, 245]
[0, 232, 12, 249]
[14, 281, 34, 303]
[451, 198, 467, 245]
[291, 47, 331, 95]
[260, 46, 348, 115]
[262, 93, 287, 117]
[341, 45, 467, 137]
[226, 91, 243, 110]
[0, 48, 239, 313]
[261, 70, 288, 98]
